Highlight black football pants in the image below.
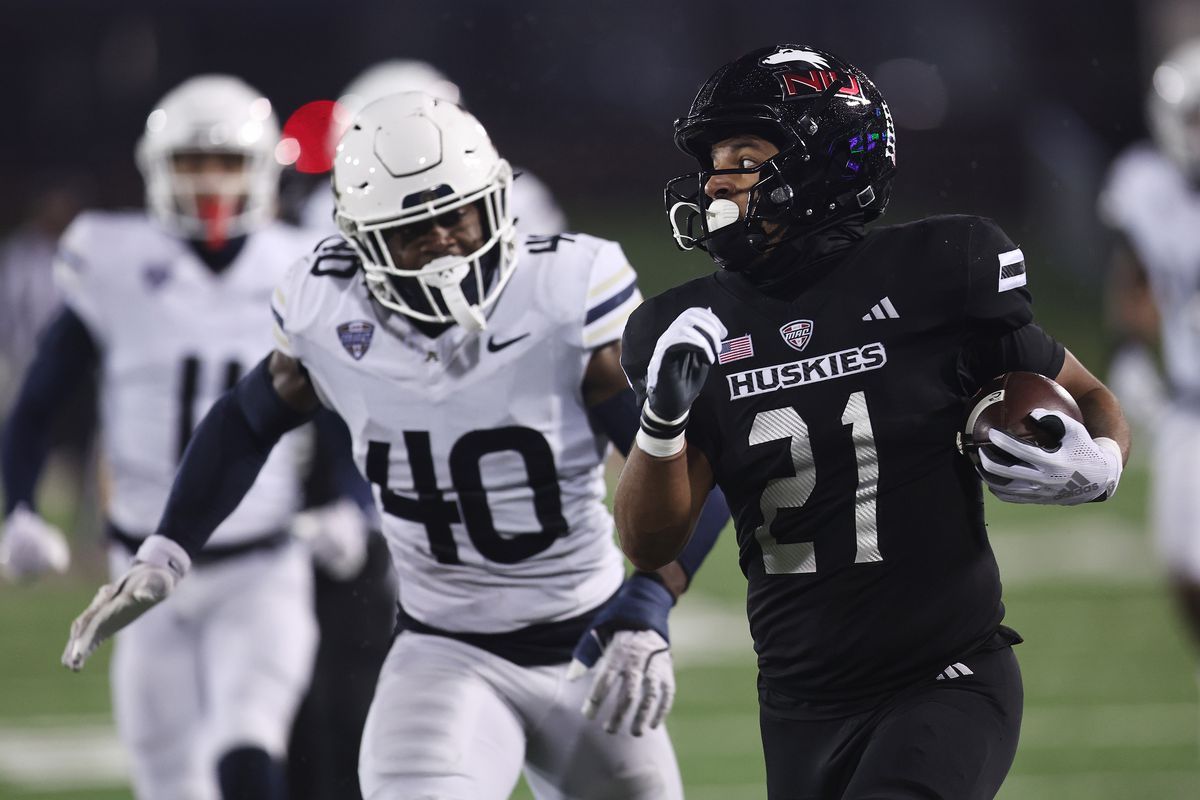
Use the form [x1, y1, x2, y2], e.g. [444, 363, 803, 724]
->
[760, 646, 1023, 800]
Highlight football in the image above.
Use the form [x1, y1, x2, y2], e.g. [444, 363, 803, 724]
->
[959, 371, 1083, 465]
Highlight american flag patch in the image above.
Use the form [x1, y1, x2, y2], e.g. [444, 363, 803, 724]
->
[718, 333, 755, 364]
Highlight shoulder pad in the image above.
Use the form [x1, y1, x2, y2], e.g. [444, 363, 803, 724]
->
[308, 236, 362, 279]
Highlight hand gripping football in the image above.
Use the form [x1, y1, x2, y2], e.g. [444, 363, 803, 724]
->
[958, 372, 1083, 470]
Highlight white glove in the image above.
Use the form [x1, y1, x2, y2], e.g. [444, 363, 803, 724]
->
[292, 499, 369, 581]
[62, 535, 190, 672]
[0, 505, 70, 581]
[978, 408, 1123, 505]
[568, 630, 675, 736]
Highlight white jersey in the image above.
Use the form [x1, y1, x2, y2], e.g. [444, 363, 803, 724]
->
[272, 233, 641, 633]
[55, 211, 315, 545]
[1101, 144, 1200, 397]
[300, 168, 567, 237]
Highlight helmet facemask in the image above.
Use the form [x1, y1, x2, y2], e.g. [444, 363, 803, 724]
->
[665, 141, 812, 269]
[152, 151, 266, 249]
[333, 93, 518, 333]
[340, 163, 516, 332]
[137, 76, 281, 248]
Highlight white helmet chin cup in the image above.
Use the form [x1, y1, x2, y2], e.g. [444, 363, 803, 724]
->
[419, 256, 487, 331]
[1148, 40, 1200, 178]
[334, 92, 518, 328]
[669, 197, 742, 250]
[136, 74, 281, 240]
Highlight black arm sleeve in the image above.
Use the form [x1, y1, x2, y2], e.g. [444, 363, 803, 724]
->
[304, 408, 373, 511]
[587, 387, 638, 456]
[155, 356, 316, 556]
[958, 322, 1066, 396]
[2, 306, 99, 515]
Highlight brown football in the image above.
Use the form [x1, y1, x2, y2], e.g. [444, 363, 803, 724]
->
[959, 372, 1083, 466]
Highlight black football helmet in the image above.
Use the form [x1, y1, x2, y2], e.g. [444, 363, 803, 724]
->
[665, 45, 896, 271]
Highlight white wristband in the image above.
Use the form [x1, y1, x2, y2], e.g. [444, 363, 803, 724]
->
[134, 535, 192, 579]
[636, 428, 686, 458]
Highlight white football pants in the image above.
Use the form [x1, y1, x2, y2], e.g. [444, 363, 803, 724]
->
[359, 631, 684, 800]
[109, 541, 318, 800]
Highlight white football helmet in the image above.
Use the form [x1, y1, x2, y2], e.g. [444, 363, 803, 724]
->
[334, 92, 516, 330]
[136, 75, 281, 241]
[1148, 39, 1200, 179]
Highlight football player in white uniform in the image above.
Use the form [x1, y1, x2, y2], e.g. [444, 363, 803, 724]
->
[0, 75, 357, 799]
[1100, 39, 1200, 696]
[292, 61, 571, 800]
[62, 92, 729, 799]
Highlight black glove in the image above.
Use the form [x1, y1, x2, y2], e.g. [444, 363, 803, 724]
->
[637, 307, 727, 457]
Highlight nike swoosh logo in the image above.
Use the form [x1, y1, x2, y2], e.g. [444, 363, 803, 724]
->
[487, 333, 530, 353]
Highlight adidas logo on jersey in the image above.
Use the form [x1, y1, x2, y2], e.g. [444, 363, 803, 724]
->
[1054, 471, 1099, 501]
[862, 297, 899, 321]
[935, 662, 973, 681]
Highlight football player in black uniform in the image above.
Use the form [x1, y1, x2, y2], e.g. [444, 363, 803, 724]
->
[616, 45, 1131, 799]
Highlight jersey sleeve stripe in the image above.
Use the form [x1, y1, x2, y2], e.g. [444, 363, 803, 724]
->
[272, 323, 292, 352]
[582, 289, 642, 349]
[585, 278, 637, 325]
[586, 262, 636, 302]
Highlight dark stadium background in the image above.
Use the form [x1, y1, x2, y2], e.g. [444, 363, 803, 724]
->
[1, 1, 1199, 798]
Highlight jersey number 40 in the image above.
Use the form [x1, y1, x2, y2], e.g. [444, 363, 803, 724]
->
[366, 427, 568, 565]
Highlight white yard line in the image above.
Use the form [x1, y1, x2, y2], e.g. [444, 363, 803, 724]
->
[0, 721, 128, 790]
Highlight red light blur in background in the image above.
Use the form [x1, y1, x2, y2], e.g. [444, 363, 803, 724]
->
[277, 99, 340, 174]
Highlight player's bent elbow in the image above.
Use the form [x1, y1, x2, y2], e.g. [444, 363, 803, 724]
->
[616, 522, 686, 572]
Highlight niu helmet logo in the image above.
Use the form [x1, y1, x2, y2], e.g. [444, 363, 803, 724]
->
[758, 45, 863, 102]
[779, 71, 862, 99]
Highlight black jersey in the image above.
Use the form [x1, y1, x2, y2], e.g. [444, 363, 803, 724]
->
[623, 215, 1064, 704]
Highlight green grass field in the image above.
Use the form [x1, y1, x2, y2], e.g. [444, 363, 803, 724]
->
[1, 459, 1198, 798]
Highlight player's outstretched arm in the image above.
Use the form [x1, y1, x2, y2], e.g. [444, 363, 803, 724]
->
[982, 349, 1130, 505]
[62, 350, 319, 671]
[1, 307, 99, 580]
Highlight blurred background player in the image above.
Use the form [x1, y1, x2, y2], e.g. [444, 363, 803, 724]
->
[0, 75, 361, 799]
[1100, 38, 1200, 735]
[0, 175, 98, 556]
[286, 59, 571, 800]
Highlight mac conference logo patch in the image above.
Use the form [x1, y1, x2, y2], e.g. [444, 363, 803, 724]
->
[337, 320, 375, 360]
[779, 319, 814, 352]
